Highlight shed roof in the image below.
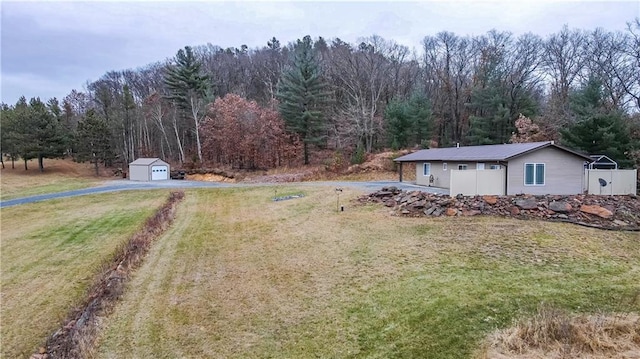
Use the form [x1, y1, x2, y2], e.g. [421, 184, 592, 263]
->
[394, 141, 592, 162]
[129, 158, 166, 166]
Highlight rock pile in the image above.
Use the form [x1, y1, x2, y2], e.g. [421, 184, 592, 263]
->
[359, 187, 640, 231]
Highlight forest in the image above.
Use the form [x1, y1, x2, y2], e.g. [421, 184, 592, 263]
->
[1, 21, 640, 172]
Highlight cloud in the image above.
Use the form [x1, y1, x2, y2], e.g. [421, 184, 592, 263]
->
[1, 0, 639, 105]
[1, 72, 77, 104]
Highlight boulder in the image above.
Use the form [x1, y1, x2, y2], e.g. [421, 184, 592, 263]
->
[445, 208, 457, 216]
[515, 198, 538, 210]
[549, 201, 572, 213]
[580, 204, 613, 219]
[424, 206, 437, 215]
[483, 195, 498, 205]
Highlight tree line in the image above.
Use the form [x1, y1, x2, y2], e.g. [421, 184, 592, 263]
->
[2, 21, 640, 172]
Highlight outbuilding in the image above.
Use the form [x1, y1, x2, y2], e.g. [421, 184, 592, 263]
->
[128, 158, 170, 181]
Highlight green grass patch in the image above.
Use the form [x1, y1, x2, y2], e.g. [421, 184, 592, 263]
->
[0, 190, 169, 358]
[94, 187, 640, 358]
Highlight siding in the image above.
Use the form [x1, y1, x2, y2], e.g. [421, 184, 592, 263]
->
[507, 147, 587, 195]
[128, 158, 170, 182]
[415, 161, 501, 188]
[129, 165, 150, 181]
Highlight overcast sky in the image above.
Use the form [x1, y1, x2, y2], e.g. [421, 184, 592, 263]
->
[1, 1, 638, 105]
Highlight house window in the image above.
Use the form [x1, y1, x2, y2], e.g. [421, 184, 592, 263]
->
[477, 163, 485, 170]
[443, 162, 447, 171]
[423, 163, 431, 176]
[458, 164, 468, 170]
[524, 163, 545, 185]
[490, 164, 501, 170]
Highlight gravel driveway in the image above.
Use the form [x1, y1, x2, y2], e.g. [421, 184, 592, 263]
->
[0, 180, 448, 208]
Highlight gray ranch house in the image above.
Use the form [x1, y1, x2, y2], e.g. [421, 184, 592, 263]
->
[394, 141, 593, 196]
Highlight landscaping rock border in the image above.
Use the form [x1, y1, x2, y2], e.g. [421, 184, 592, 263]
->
[359, 187, 640, 231]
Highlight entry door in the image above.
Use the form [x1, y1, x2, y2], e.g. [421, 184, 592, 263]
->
[151, 165, 168, 180]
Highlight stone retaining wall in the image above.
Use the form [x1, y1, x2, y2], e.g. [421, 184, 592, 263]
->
[359, 187, 640, 231]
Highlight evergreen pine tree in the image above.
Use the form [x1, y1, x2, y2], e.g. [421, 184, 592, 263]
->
[75, 109, 113, 176]
[385, 93, 432, 149]
[164, 46, 210, 163]
[18, 97, 68, 171]
[277, 35, 329, 165]
[561, 78, 634, 167]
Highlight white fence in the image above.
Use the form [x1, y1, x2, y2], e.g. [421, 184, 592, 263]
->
[449, 169, 505, 197]
[585, 169, 637, 195]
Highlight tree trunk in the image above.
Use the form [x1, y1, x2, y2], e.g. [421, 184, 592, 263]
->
[24, 159, 28, 170]
[190, 97, 203, 163]
[38, 155, 44, 172]
[93, 153, 100, 176]
[172, 113, 185, 165]
[303, 141, 309, 165]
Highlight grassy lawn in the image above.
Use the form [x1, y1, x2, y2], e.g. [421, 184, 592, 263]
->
[0, 159, 107, 200]
[94, 187, 640, 358]
[0, 190, 170, 358]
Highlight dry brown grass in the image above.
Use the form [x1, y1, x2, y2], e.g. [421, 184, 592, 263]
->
[0, 158, 110, 199]
[480, 305, 640, 359]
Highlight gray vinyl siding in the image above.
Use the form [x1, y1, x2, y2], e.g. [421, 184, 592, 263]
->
[416, 161, 450, 187]
[507, 147, 587, 195]
[129, 165, 150, 181]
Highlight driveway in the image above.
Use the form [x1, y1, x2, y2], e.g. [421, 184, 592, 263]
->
[0, 180, 448, 208]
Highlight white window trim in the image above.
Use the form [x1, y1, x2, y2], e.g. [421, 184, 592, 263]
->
[524, 163, 545, 186]
[443, 162, 447, 171]
[457, 164, 468, 170]
[423, 163, 431, 176]
[477, 162, 485, 170]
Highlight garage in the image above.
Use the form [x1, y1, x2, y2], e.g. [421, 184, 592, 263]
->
[129, 158, 170, 181]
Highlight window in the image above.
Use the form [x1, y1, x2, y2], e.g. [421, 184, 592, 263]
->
[443, 162, 447, 171]
[458, 164, 468, 170]
[490, 164, 501, 170]
[477, 163, 485, 170]
[524, 163, 545, 185]
[423, 163, 431, 176]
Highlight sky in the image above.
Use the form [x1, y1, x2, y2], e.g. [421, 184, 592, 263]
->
[1, 0, 639, 105]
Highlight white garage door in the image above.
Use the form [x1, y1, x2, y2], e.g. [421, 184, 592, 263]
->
[151, 165, 168, 180]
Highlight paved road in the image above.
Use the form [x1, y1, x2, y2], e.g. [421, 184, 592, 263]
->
[0, 180, 448, 208]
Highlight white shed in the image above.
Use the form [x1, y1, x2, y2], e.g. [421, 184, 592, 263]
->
[128, 158, 170, 181]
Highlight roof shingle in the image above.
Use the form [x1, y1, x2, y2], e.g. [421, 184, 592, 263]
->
[394, 141, 591, 162]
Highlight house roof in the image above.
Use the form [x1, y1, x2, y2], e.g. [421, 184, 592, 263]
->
[394, 141, 593, 162]
[129, 158, 166, 166]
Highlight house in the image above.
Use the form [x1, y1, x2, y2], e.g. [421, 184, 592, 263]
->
[394, 141, 593, 196]
[128, 158, 170, 181]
